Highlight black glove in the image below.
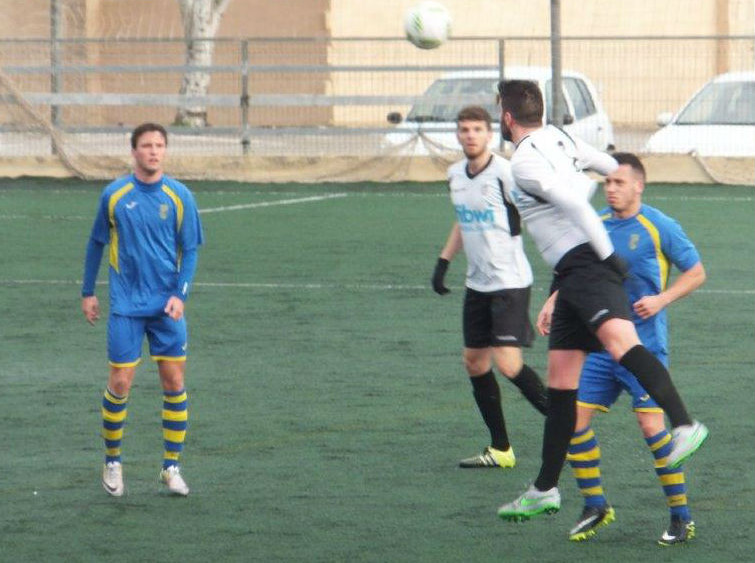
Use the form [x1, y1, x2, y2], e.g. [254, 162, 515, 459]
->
[603, 252, 629, 279]
[431, 258, 451, 295]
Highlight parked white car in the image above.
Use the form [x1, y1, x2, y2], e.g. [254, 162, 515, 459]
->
[645, 71, 755, 157]
[383, 66, 615, 155]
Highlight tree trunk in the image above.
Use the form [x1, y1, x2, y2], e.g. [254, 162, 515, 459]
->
[174, 0, 231, 127]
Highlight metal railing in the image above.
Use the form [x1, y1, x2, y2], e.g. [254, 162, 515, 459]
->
[1, 35, 754, 155]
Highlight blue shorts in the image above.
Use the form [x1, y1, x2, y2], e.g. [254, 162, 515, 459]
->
[577, 350, 666, 413]
[108, 314, 188, 367]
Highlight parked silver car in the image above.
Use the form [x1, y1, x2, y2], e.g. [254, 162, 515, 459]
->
[645, 71, 755, 157]
[383, 66, 615, 155]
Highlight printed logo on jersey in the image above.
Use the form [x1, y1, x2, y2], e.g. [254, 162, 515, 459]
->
[629, 234, 640, 250]
[159, 203, 169, 220]
[455, 204, 494, 227]
[125, 201, 138, 210]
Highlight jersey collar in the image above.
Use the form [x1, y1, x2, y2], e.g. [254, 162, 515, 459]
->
[132, 174, 164, 192]
[465, 154, 494, 179]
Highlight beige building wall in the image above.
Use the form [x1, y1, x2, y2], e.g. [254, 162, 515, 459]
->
[83, 0, 332, 126]
[5, 0, 751, 38]
[0, 0, 333, 127]
[0, 0, 752, 127]
[327, 0, 755, 126]
[328, 0, 753, 36]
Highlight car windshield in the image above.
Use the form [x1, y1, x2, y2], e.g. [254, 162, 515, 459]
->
[675, 80, 755, 125]
[406, 78, 499, 122]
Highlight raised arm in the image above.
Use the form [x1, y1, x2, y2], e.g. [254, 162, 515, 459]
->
[514, 153, 615, 261]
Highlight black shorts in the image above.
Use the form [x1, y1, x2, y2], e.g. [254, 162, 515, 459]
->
[463, 287, 534, 349]
[549, 244, 632, 352]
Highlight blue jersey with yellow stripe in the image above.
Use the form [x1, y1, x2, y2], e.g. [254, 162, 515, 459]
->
[89, 173, 203, 316]
[600, 204, 700, 355]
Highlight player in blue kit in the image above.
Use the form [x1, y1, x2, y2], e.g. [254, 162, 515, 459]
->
[81, 122, 203, 497]
[537, 153, 706, 545]
[495, 80, 707, 524]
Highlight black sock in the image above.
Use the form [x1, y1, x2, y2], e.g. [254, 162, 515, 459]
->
[619, 345, 692, 427]
[510, 364, 548, 415]
[534, 388, 577, 491]
[470, 370, 509, 451]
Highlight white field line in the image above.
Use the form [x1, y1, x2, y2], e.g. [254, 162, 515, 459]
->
[1, 186, 753, 199]
[1, 279, 753, 295]
[204, 193, 754, 202]
[199, 193, 348, 214]
[0, 192, 750, 221]
[0, 214, 89, 220]
[647, 195, 754, 202]
[0, 193, 349, 221]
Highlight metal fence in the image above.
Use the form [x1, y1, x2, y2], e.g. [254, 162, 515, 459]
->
[0, 35, 753, 181]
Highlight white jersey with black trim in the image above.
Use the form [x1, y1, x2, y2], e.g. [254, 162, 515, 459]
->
[505, 125, 619, 268]
[447, 154, 533, 292]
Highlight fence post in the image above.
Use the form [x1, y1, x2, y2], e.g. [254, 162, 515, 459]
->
[550, 0, 565, 127]
[50, 0, 61, 139]
[497, 38, 505, 151]
[240, 39, 250, 155]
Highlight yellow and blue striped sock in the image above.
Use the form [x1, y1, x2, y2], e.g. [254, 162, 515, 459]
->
[102, 388, 128, 463]
[647, 429, 691, 521]
[567, 426, 607, 508]
[162, 389, 188, 470]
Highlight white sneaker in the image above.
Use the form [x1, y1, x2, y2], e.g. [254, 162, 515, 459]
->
[102, 461, 124, 497]
[497, 485, 561, 521]
[160, 465, 190, 496]
[667, 420, 709, 469]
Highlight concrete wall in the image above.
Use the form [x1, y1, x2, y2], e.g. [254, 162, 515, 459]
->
[328, 0, 753, 37]
[5, 0, 753, 38]
[326, 0, 755, 126]
[0, 0, 753, 127]
[0, 0, 334, 127]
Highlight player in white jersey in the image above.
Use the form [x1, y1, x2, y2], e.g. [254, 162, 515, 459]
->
[431, 106, 548, 469]
[493, 80, 708, 522]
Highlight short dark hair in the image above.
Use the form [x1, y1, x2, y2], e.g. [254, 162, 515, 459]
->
[456, 105, 492, 129]
[130, 122, 168, 149]
[497, 80, 543, 126]
[613, 152, 646, 182]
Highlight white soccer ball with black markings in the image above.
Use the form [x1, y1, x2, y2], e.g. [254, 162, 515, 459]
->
[404, 2, 451, 50]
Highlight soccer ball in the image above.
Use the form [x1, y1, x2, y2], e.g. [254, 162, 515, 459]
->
[404, 2, 451, 50]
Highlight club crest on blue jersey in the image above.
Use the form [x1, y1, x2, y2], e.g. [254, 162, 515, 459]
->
[160, 203, 169, 220]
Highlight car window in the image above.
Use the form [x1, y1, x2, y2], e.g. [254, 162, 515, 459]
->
[545, 80, 577, 123]
[676, 81, 755, 125]
[406, 78, 498, 123]
[570, 78, 597, 117]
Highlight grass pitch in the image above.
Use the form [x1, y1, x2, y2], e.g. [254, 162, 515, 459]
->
[0, 178, 752, 562]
